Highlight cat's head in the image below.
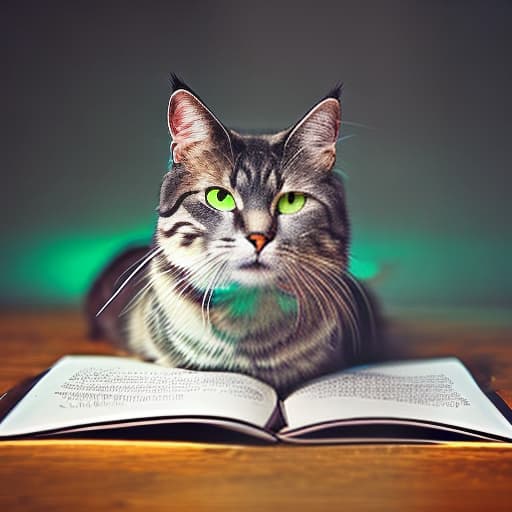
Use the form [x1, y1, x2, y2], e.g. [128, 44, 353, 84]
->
[155, 75, 350, 294]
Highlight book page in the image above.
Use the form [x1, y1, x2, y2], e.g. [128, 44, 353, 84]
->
[0, 356, 277, 436]
[282, 358, 512, 439]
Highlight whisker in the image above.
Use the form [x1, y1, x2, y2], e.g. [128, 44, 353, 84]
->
[279, 251, 337, 331]
[159, 254, 224, 305]
[341, 270, 378, 347]
[291, 251, 359, 312]
[280, 262, 317, 331]
[112, 247, 156, 290]
[96, 247, 164, 317]
[204, 261, 229, 328]
[278, 247, 363, 354]
[340, 120, 375, 130]
[201, 261, 225, 327]
[128, 250, 222, 319]
[304, 262, 363, 354]
[301, 262, 360, 353]
[142, 254, 228, 347]
[337, 134, 356, 144]
[277, 262, 304, 331]
[334, 158, 356, 178]
[333, 167, 349, 181]
[292, 263, 333, 330]
[119, 279, 153, 317]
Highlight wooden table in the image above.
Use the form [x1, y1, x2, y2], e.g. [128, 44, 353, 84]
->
[1, 310, 512, 511]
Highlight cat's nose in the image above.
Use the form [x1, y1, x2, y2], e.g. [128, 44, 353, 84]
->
[247, 233, 269, 253]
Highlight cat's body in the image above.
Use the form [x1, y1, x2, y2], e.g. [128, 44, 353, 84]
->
[87, 76, 380, 396]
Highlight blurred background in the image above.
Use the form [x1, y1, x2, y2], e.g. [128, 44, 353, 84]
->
[1, 1, 511, 318]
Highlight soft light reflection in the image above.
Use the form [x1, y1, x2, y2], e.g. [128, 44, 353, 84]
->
[1, 226, 509, 309]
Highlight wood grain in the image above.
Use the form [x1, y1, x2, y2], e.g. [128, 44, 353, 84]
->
[1, 310, 512, 511]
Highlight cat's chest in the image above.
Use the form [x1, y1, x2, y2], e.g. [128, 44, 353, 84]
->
[157, 294, 339, 377]
[129, 282, 342, 391]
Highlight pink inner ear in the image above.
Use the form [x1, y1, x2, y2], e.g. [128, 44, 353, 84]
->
[171, 117, 195, 163]
[168, 91, 210, 163]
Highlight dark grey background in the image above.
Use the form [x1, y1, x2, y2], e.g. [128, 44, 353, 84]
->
[2, 1, 511, 312]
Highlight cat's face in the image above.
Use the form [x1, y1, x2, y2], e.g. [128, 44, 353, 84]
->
[155, 82, 349, 297]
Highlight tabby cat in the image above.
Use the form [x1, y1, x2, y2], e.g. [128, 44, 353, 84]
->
[87, 75, 378, 396]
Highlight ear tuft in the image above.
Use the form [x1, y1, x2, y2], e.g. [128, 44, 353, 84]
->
[169, 73, 195, 95]
[168, 91, 207, 163]
[167, 89, 233, 167]
[324, 82, 343, 101]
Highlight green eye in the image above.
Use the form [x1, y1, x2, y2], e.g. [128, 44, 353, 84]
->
[206, 187, 236, 211]
[277, 192, 306, 214]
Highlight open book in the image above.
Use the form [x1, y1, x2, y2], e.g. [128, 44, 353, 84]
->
[1, 355, 511, 443]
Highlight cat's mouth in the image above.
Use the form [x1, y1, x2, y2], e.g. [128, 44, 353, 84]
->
[238, 260, 269, 270]
[232, 259, 276, 286]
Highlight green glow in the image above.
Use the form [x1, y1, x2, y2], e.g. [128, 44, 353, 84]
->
[212, 283, 298, 318]
[276, 292, 298, 314]
[349, 228, 512, 309]
[1, 222, 510, 310]
[212, 284, 260, 317]
[348, 257, 380, 280]
[1, 224, 154, 304]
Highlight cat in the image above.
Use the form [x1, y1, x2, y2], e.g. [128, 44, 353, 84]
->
[86, 75, 380, 397]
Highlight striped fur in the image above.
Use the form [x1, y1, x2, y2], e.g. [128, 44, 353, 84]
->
[89, 78, 378, 396]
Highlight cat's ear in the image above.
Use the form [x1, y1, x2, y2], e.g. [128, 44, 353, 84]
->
[282, 96, 341, 172]
[168, 89, 233, 168]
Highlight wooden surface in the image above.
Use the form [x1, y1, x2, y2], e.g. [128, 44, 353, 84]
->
[1, 310, 512, 511]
